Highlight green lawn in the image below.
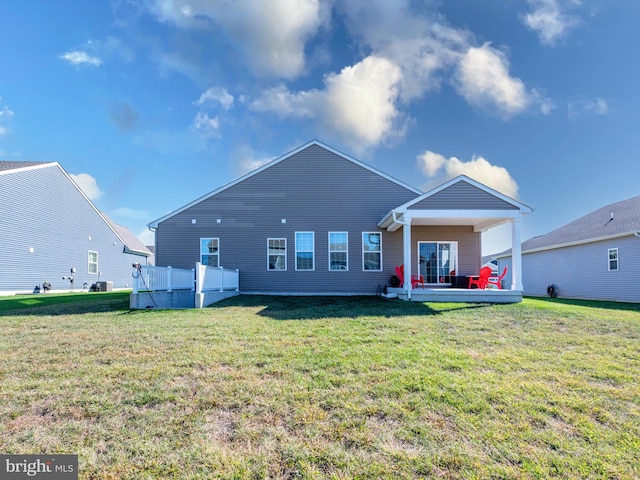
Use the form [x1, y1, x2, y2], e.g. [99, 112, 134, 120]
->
[1, 292, 639, 479]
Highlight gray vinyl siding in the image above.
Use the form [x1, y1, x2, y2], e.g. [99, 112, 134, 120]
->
[0, 165, 147, 293]
[409, 182, 517, 210]
[156, 145, 485, 294]
[498, 235, 640, 302]
[156, 144, 420, 294]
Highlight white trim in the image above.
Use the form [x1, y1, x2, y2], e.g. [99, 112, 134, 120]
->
[328, 231, 348, 271]
[267, 237, 287, 271]
[88, 250, 99, 274]
[362, 232, 382, 271]
[148, 140, 422, 228]
[295, 231, 315, 271]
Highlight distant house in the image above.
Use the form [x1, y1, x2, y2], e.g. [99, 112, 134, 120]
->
[0, 161, 151, 294]
[148, 141, 532, 302]
[496, 196, 640, 302]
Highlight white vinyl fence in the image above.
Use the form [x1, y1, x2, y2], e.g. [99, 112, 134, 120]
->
[132, 265, 195, 293]
[196, 262, 240, 293]
[132, 264, 239, 294]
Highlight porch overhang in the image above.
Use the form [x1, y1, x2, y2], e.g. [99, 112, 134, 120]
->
[378, 208, 524, 232]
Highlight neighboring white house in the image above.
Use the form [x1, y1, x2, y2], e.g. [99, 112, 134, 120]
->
[495, 196, 640, 303]
[0, 161, 152, 294]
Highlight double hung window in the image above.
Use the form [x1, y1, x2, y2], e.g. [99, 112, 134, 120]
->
[268, 238, 287, 271]
[88, 250, 98, 274]
[329, 232, 348, 271]
[362, 232, 382, 271]
[608, 248, 618, 271]
[295, 232, 314, 270]
[200, 238, 220, 266]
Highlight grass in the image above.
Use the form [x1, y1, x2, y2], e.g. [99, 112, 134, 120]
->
[0, 292, 639, 479]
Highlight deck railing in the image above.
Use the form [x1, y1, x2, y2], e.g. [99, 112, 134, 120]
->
[196, 263, 240, 293]
[132, 265, 195, 293]
[132, 264, 239, 294]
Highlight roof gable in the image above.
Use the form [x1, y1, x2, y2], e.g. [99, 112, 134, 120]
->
[402, 175, 531, 212]
[522, 195, 640, 252]
[149, 140, 422, 228]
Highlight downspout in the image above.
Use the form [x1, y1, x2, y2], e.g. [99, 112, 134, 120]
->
[392, 211, 413, 300]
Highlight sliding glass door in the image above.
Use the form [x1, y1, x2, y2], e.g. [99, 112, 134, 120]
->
[418, 242, 457, 284]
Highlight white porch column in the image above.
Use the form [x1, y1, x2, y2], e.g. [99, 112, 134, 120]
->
[511, 217, 523, 291]
[403, 219, 412, 299]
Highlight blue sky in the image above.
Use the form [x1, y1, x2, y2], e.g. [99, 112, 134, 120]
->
[1, 0, 638, 255]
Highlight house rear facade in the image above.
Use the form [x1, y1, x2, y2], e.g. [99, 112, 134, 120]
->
[150, 141, 532, 298]
[0, 162, 151, 294]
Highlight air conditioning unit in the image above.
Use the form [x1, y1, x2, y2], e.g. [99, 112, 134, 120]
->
[96, 281, 113, 292]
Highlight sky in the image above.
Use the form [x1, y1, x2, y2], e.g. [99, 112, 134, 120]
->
[1, 0, 638, 256]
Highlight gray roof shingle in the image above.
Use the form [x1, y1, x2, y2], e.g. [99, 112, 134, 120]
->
[522, 195, 640, 252]
[0, 161, 51, 172]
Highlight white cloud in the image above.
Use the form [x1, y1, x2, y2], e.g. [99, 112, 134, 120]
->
[251, 55, 402, 151]
[453, 44, 533, 118]
[195, 87, 234, 110]
[137, 228, 155, 246]
[229, 144, 275, 176]
[0, 105, 14, 119]
[418, 150, 519, 199]
[521, 0, 581, 46]
[149, 0, 325, 79]
[192, 112, 220, 137]
[568, 97, 609, 117]
[340, 1, 548, 121]
[70, 173, 103, 200]
[60, 51, 103, 66]
[0, 100, 14, 137]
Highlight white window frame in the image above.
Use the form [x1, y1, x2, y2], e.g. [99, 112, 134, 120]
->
[417, 241, 458, 284]
[200, 238, 220, 267]
[608, 248, 619, 271]
[88, 250, 98, 275]
[328, 232, 348, 271]
[267, 238, 287, 271]
[295, 231, 315, 271]
[362, 232, 382, 271]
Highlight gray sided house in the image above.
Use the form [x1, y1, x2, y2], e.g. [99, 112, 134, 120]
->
[0, 161, 151, 294]
[149, 141, 532, 301]
[496, 196, 640, 303]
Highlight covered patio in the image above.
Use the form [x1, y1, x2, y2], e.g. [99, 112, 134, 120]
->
[378, 176, 533, 303]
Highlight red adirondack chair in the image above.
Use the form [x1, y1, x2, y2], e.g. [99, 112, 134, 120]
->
[488, 266, 508, 290]
[468, 266, 492, 289]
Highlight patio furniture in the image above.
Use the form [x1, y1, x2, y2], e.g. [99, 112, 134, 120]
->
[488, 266, 508, 289]
[395, 265, 425, 288]
[468, 266, 492, 289]
[395, 265, 404, 288]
